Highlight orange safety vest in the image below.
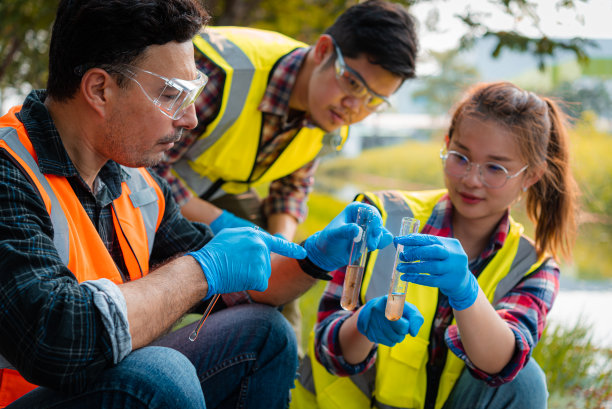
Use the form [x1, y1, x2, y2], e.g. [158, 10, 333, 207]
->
[0, 106, 166, 407]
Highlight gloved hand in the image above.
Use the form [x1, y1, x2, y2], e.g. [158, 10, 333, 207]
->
[209, 209, 257, 234]
[357, 295, 424, 347]
[395, 234, 479, 310]
[303, 202, 393, 271]
[188, 227, 307, 299]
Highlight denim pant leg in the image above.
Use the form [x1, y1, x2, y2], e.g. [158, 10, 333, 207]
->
[153, 303, 298, 409]
[7, 346, 206, 409]
[442, 358, 548, 409]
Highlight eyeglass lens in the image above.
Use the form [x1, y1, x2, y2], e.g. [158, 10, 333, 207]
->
[444, 151, 511, 188]
[333, 42, 389, 112]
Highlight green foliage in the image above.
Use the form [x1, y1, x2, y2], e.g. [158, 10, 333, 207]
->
[0, 0, 56, 89]
[532, 321, 612, 407]
[0, 0, 601, 95]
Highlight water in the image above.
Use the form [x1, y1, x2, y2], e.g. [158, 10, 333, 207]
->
[547, 287, 612, 349]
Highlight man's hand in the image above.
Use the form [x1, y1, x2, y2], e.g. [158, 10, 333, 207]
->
[188, 227, 307, 299]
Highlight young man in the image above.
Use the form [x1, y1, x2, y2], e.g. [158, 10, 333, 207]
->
[0, 1, 392, 408]
[153, 0, 419, 347]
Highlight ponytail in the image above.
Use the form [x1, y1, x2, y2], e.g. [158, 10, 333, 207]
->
[525, 99, 579, 260]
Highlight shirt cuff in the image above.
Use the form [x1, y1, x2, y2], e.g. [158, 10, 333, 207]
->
[82, 279, 132, 364]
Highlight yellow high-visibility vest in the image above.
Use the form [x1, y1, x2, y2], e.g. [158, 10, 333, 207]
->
[172, 27, 349, 199]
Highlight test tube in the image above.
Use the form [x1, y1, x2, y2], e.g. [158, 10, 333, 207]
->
[340, 207, 374, 311]
[385, 216, 420, 321]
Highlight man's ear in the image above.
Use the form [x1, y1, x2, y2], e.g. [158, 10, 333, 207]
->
[444, 134, 450, 147]
[80, 68, 114, 117]
[312, 34, 335, 65]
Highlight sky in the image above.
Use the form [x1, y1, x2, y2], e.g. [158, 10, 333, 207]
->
[411, 0, 612, 53]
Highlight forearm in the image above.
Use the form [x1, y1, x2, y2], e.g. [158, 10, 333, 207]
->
[454, 288, 516, 374]
[180, 196, 223, 225]
[338, 309, 375, 365]
[120, 256, 207, 349]
[248, 254, 316, 306]
[267, 212, 298, 241]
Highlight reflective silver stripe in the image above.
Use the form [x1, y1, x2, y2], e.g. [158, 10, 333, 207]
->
[493, 236, 540, 304]
[172, 159, 228, 199]
[0, 353, 15, 370]
[122, 167, 159, 255]
[0, 128, 70, 265]
[364, 191, 414, 303]
[296, 354, 316, 394]
[185, 31, 255, 160]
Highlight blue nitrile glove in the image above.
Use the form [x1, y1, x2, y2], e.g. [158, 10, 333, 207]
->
[356, 295, 424, 347]
[188, 227, 307, 299]
[209, 209, 257, 234]
[303, 202, 393, 272]
[395, 234, 479, 310]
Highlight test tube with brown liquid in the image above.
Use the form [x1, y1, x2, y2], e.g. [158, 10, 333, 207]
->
[340, 207, 374, 311]
[385, 216, 420, 321]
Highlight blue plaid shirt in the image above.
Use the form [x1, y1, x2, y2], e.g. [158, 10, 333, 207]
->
[0, 90, 212, 393]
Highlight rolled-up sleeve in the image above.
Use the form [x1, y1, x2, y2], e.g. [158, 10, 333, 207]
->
[445, 259, 560, 385]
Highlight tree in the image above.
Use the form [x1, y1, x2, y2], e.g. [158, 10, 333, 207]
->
[412, 48, 480, 115]
[0, 0, 601, 95]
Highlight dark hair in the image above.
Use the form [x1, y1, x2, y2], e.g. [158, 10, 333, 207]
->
[448, 82, 579, 260]
[325, 0, 418, 80]
[47, 0, 208, 101]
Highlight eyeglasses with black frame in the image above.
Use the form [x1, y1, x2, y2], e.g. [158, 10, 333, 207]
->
[104, 64, 208, 120]
[330, 37, 391, 113]
[439, 147, 529, 188]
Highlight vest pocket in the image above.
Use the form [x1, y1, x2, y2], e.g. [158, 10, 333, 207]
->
[320, 375, 371, 409]
[375, 336, 430, 408]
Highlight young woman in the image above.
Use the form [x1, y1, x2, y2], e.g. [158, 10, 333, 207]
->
[291, 81, 579, 409]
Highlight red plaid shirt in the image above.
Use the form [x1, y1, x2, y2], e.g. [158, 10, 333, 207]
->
[152, 46, 316, 222]
[314, 193, 560, 387]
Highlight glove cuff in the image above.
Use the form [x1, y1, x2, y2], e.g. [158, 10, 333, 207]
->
[298, 241, 333, 280]
[449, 273, 479, 311]
[187, 250, 216, 300]
[209, 210, 231, 234]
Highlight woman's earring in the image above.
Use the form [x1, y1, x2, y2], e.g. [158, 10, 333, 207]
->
[522, 186, 528, 192]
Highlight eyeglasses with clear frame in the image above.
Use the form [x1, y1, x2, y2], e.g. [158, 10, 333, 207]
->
[330, 37, 391, 113]
[439, 147, 529, 188]
[110, 64, 208, 120]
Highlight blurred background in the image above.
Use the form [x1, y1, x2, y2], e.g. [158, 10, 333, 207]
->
[1, 0, 611, 406]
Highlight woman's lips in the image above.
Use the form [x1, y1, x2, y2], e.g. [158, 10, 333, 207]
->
[459, 192, 483, 204]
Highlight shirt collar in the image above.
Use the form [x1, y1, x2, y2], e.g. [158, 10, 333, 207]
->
[17, 90, 127, 199]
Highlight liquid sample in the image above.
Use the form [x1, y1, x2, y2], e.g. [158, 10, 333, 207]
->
[341, 265, 364, 311]
[385, 292, 406, 321]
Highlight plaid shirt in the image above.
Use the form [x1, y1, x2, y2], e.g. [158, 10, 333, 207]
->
[153, 46, 317, 223]
[0, 91, 212, 391]
[314, 193, 560, 387]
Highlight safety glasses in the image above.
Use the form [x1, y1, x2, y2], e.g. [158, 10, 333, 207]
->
[330, 37, 391, 113]
[440, 147, 529, 189]
[114, 64, 208, 120]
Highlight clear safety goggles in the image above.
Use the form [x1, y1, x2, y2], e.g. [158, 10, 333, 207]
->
[115, 64, 208, 120]
[330, 37, 391, 113]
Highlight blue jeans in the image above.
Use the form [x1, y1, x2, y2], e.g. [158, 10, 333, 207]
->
[442, 358, 548, 409]
[9, 303, 298, 409]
